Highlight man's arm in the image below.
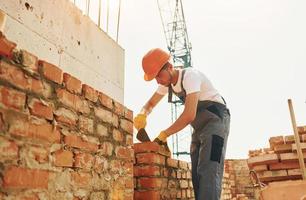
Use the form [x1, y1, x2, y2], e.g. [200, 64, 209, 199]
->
[140, 92, 165, 115]
[162, 92, 200, 137]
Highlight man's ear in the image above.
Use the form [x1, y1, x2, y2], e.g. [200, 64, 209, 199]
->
[168, 63, 173, 70]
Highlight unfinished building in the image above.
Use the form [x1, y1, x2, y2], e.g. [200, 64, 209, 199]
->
[0, 0, 306, 200]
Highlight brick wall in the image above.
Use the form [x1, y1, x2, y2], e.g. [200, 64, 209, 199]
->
[223, 160, 256, 200]
[248, 126, 306, 184]
[0, 32, 134, 200]
[133, 142, 194, 200]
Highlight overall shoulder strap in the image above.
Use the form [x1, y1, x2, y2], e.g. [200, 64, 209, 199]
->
[168, 69, 186, 103]
[181, 69, 186, 95]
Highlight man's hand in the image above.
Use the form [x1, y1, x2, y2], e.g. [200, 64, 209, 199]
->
[153, 131, 168, 142]
[133, 114, 147, 130]
[153, 131, 170, 151]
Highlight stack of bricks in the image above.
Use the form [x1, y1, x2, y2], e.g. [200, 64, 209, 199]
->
[133, 142, 194, 200]
[0, 32, 134, 199]
[248, 125, 306, 183]
[222, 160, 256, 200]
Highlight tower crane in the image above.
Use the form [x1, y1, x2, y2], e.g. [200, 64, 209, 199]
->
[157, 0, 192, 159]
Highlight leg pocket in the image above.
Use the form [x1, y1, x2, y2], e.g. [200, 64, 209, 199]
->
[210, 135, 224, 163]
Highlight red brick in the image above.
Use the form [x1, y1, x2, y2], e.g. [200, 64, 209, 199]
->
[125, 177, 134, 189]
[284, 135, 296, 144]
[179, 160, 188, 170]
[31, 79, 51, 98]
[54, 107, 78, 126]
[39, 60, 63, 84]
[251, 164, 268, 171]
[0, 85, 26, 111]
[124, 108, 133, 121]
[99, 142, 113, 156]
[134, 190, 160, 200]
[63, 73, 82, 94]
[0, 136, 18, 160]
[20, 50, 38, 73]
[29, 98, 53, 120]
[124, 162, 134, 176]
[53, 149, 73, 167]
[64, 135, 99, 152]
[134, 165, 160, 177]
[78, 115, 94, 133]
[0, 61, 48, 96]
[280, 152, 306, 162]
[247, 153, 279, 166]
[187, 171, 192, 179]
[0, 32, 16, 58]
[269, 162, 301, 170]
[177, 171, 182, 178]
[181, 189, 187, 198]
[56, 88, 90, 114]
[297, 126, 306, 133]
[120, 119, 133, 135]
[74, 152, 94, 170]
[110, 159, 122, 172]
[93, 156, 108, 173]
[82, 84, 98, 102]
[257, 170, 288, 182]
[16, 194, 39, 200]
[161, 167, 168, 177]
[273, 143, 292, 153]
[115, 146, 134, 161]
[94, 107, 118, 127]
[3, 166, 49, 189]
[167, 158, 178, 168]
[180, 180, 188, 188]
[20, 146, 49, 164]
[113, 129, 124, 142]
[292, 143, 306, 152]
[114, 101, 125, 116]
[70, 172, 91, 187]
[126, 135, 133, 146]
[134, 142, 171, 157]
[9, 117, 60, 144]
[98, 92, 113, 110]
[0, 112, 4, 131]
[138, 177, 164, 189]
[96, 124, 108, 137]
[136, 152, 165, 165]
[269, 136, 284, 148]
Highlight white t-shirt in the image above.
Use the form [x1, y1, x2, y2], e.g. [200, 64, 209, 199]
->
[156, 68, 225, 104]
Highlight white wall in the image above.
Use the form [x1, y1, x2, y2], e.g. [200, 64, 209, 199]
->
[0, 0, 124, 103]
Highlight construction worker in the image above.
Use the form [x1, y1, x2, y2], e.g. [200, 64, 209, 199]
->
[133, 48, 230, 200]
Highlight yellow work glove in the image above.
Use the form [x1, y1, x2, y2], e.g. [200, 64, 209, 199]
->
[153, 131, 168, 142]
[133, 114, 147, 130]
[153, 131, 170, 152]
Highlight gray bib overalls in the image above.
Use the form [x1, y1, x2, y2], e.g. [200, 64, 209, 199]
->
[168, 70, 231, 200]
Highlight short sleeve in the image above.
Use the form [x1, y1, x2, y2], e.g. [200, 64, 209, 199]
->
[156, 84, 168, 95]
[183, 71, 201, 94]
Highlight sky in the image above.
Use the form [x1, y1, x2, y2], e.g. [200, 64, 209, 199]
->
[77, 0, 306, 160]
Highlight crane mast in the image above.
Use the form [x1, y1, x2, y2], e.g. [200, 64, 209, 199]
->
[157, 0, 192, 159]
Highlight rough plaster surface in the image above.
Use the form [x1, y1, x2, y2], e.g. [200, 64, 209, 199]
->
[0, 0, 124, 103]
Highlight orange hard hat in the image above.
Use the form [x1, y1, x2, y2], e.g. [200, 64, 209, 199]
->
[142, 48, 170, 81]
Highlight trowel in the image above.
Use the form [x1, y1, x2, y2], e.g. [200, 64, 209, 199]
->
[136, 128, 151, 142]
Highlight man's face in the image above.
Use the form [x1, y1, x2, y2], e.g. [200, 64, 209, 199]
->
[155, 66, 172, 86]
